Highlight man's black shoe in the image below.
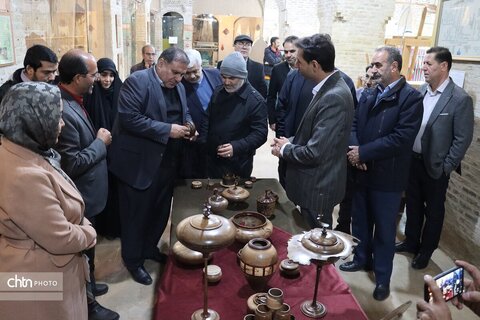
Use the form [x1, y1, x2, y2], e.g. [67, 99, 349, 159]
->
[373, 284, 390, 301]
[88, 300, 120, 320]
[128, 266, 152, 285]
[92, 282, 109, 297]
[147, 251, 168, 264]
[395, 241, 416, 254]
[411, 253, 431, 269]
[339, 261, 372, 272]
[90, 273, 108, 296]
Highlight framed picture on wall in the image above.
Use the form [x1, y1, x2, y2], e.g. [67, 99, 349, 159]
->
[435, 0, 480, 61]
[0, 0, 10, 12]
[0, 13, 14, 66]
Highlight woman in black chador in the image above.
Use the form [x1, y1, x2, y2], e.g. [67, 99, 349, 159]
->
[84, 57, 123, 238]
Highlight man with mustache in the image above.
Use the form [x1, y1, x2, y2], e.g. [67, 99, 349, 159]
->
[396, 46, 474, 270]
[130, 44, 156, 74]
[204, 51, 267, 179]
[55, 49, 118, 320]
[340, 46, 423, 301]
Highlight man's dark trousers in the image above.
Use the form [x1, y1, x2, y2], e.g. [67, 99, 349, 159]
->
[404, 157, 450, 255]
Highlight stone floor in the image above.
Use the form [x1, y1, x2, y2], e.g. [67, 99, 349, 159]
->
[95, 129, 478, 319]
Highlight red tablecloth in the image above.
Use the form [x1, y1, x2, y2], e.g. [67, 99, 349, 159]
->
[154, 227, 368, 319]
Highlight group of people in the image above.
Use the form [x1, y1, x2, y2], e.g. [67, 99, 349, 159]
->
[262, 34, 477, 317]
[0, 46, 120, 320]
[338, 46, 473, 302]
[0, 30, 477, 320]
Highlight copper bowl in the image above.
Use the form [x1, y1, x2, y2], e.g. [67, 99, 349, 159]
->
[231, 211, 273, 244]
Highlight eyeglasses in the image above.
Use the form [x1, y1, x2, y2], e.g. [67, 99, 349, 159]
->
[235, 41, 252, 48]
[83, 72, 100, 80]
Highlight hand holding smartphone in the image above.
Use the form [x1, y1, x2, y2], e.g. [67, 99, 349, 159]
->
[424, 266, 464, 302]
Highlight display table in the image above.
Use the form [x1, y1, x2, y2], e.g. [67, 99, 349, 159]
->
[154, 179, 367, 319]
[168, 178, 309, 244]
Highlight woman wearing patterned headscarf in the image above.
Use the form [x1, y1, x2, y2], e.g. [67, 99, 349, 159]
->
[0, 82, 97, 320]
[84, 57, 122, 239]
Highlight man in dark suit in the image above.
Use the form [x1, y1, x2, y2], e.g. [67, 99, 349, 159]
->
[130, 44, 156, 74]
[217, 34, 267, 98]
[271, 34, 354, 229]
[267, 35, 298, 131]
[396, 47, 474, 269]
[181, 49, 222, 178]
[339, 46, 423, 301]
[108, 47, 194, 285]
[55, 49, 119, 320]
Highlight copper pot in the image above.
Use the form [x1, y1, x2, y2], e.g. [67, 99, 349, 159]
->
[279, 259, 300, 277]
[172, 241, 212, 265]
[185, 122, 196, 137]
[256, 189, 277, 218]
[176, 205, 235, 320]
[231, 211, 273, 244]
[176, 205, 236, 254]
[221, 184, 250, 203]
[221, 173, 236, 187]
[238, 238, 278, 290]
[208, 188, 229, 213]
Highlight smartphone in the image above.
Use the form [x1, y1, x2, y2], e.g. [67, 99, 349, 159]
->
[424, 266, 464, 302]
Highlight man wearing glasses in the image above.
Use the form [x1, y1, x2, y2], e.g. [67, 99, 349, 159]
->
[55, 49, 119, 320]
[130, 44, 156, 74]
[266, 35, 298, 131]
[217, 34, 267, 99]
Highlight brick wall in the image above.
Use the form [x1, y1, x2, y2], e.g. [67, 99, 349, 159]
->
[285, 0, 320, 38]
[328, 0, 396, 82]
[263, 0, 279, 42]
[263, 0, 395, 82]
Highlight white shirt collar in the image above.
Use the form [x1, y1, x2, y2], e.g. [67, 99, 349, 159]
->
[427, 78, 450, 96]
[312, 70, 338, 96]
[20, 70, 31, 83]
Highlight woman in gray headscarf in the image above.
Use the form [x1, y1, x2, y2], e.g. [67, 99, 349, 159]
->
[0, 82, 97, 320]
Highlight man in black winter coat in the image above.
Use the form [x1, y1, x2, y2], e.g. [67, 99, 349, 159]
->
[204, 51, 267, 178]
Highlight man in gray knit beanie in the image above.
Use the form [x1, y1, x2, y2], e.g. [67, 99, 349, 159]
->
[220, 52, 248, 93]
[203, 51, 267, 179]
[220, 51, 248, 80]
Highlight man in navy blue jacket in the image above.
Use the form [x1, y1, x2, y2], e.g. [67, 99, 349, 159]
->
[181, 49, 222, 178]
[339, 46, 423, 301]
[109, 48, 194, 285]
[266, 35, 298, 130]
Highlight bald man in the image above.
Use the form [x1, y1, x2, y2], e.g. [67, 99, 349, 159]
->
[55, 49, 119, 320]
